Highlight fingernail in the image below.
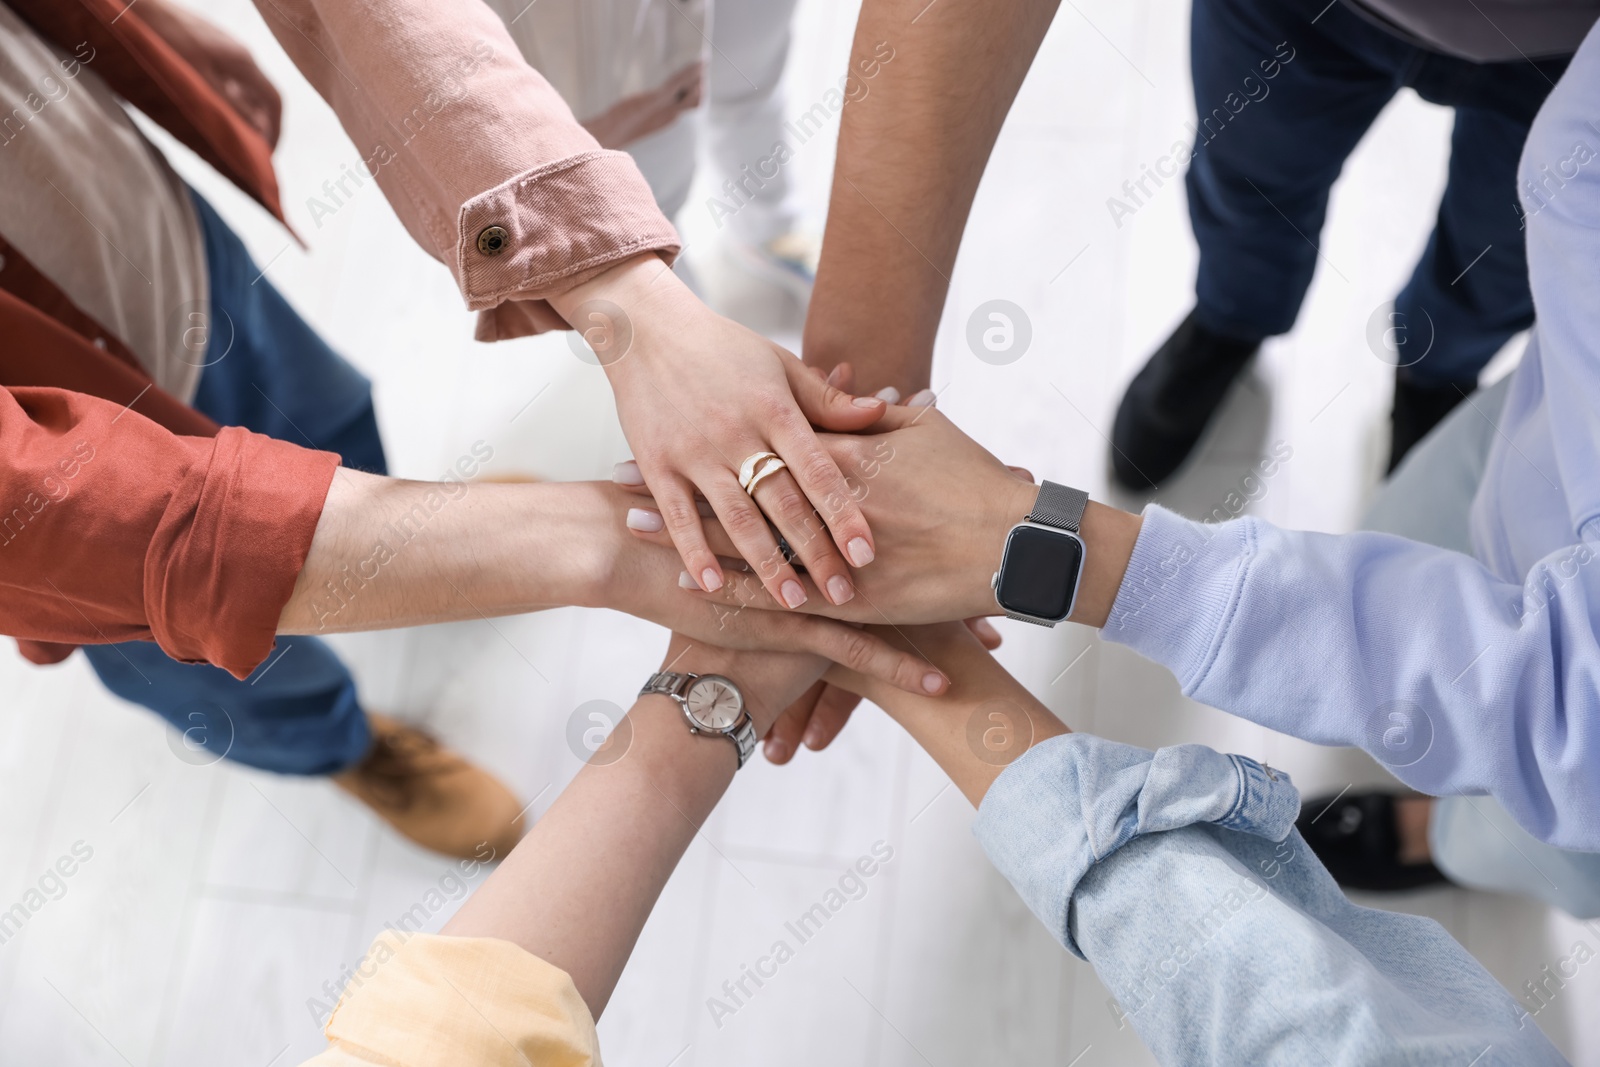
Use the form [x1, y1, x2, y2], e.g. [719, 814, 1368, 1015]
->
[851, 395, 882, 408]
[701, 568, 723, 592]
[874, 386, 901, 404]
[612, 461, 644, 486]
[973, 618, 999, 640]
[826, 365, 845, 387]
[826, 575, 855, 605]
[766, 737, 790, 763]
[922, 672, 945, 694]
[625, 507, 663, 532]
[907, 389, 936, 408]
[803, 721, 824, 749]
[847, 537, 875, 567]
[781, 579, 806, 608]
[678, 570, 698, 590]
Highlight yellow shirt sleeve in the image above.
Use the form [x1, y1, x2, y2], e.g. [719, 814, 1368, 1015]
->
[298, 930, 601, 1067]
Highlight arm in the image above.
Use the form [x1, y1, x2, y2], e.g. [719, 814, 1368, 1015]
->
[803, 0, 1061, 393]
[828, 625, 1568, 1067]
[628, 401, 1600, 848]
[277, 472, 945, 695]
[441, 638, 825, 1012]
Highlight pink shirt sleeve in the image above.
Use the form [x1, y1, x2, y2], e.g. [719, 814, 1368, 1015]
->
[253, 0, 681, 340]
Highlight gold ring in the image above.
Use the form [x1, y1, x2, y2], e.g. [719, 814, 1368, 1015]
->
[738, 451, 778, 490]
[745, 456, 788, 495]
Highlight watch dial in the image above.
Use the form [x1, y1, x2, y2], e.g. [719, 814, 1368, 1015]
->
[996, 525, 1084, 620]
[685, 677, 742, 730]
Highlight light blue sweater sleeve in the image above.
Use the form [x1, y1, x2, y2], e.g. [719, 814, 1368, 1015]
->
[974, 735, 1569, 1066]
[1104, 505, 1600, 849]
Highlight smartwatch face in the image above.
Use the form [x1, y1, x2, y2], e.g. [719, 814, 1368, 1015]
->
[685, 676, 743, 731]
[996, 525, 1085, 621]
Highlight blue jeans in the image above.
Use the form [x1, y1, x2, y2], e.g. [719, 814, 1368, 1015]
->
[1188, 0, 1567, 384]
[82, 190, 384, 776]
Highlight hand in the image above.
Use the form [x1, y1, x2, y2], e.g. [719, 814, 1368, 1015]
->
[139, 0, 282, 148]
[622, 403, 1145, 627]
[622, 402, 1036, 623]
[550, 255, 889, 615]
[583, 483, 949, 696]
[761, 617, 1001, 764]
[582, 64, 703, 149]
[657, 633, 827, 739]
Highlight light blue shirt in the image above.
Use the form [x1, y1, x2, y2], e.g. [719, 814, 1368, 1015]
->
[1101, 22, 1600, 850]
[974, 735, 1568, 1065]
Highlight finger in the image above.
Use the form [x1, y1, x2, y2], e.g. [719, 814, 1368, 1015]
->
[798, 617, 947, 695]
[801, 684, 862, 751]
[966, 616, 1003, 650]
[765, 414, 877, 572]
[649, 473, 727, 594]
[827, 362, 857, 393]
[702, 472, 809, 608]
[764, 681, 824, 765]
[785, 356, 886, 433]
[1006, 465, 1035, 482]
[750, 466, 858, 606]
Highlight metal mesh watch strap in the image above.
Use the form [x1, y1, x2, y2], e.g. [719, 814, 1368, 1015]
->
[1028, 481, 1089, 533]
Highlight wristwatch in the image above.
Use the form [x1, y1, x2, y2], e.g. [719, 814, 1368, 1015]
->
[639, 671, 758, 768]
[991, 481, 1089, 627]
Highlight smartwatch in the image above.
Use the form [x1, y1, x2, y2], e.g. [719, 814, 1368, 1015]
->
[991, 481, 1089, 627]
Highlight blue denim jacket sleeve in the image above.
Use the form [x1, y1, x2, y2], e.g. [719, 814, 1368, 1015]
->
[974, 735, 1569, 1066]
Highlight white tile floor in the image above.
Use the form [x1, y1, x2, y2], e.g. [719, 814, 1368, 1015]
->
[2, 0, 1597, 1064]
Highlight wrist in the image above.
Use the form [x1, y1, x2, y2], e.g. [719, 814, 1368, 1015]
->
[548, 253, 697, 376]
[968, 474, 1042, 617]
[536, 482, 629, 610]
[1068, 503, 1142, 629]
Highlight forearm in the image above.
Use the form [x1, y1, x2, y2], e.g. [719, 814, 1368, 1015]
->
[804, 0, 1060, 392]
[442, 692, 733, 1012]
[442, 641, 821, 1014]
[277, 471, 617, 633]
[1105, 504, 1600, 848]
[832, 626, 1069, 806]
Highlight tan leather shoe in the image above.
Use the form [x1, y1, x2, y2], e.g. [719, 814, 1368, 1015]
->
[335, 712, 525, 861]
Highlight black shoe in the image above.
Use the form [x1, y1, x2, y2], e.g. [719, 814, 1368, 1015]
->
[1111, 310, 1262, 490]
[1388, 374, 1474, 474]
[1296, 790, 1447, 893]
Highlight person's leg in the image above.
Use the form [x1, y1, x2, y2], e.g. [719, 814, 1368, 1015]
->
[703, 0, 817, 298]
[1112, 0, 1404, 488]
[1384, 53, 1567, 468]
[1186, 0, 1401, 341]
[81, 191, 521, 857]
[705, 0, 801, 247]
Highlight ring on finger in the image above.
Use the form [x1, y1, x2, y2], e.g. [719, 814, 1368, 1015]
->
[738, 450, 779, 490]
[745, 456, 788, 495]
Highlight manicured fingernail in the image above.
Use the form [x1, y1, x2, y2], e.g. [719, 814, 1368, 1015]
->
[907, 389, 936, 408]
[922, 672, 946, 694]
[851, 395, 882, 408]
[626, 507, 663, 532]
[765, 737, 790, 763]
[678, 570, 698, 590]
[826, 365, 845, 387]
[826, 575, 855, 605]
[781, 579, 806, 608]
[701, 568, 723, 592]
[612, 461, 644, 486]
[847, 537, 875, 567]
[874, 386, 901, 404]
[803, 721, 825, 749]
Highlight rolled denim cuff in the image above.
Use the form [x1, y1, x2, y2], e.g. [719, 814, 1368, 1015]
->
[972, 734, 1300, 958]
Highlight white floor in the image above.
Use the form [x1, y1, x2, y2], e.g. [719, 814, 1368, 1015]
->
[2, 0, 1596, 1064]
